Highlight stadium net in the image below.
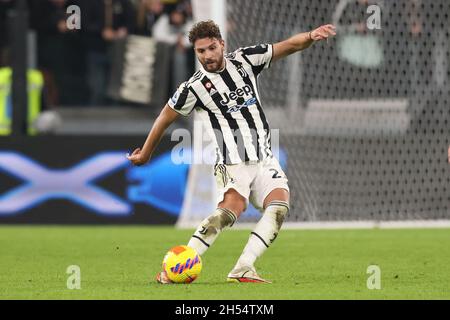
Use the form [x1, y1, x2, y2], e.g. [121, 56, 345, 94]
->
[177, 0, 450, 229]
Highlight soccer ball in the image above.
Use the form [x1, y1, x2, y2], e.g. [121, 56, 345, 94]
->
[162, 245, 202, 284]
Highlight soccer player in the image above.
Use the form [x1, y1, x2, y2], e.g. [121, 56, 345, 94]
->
[128, 20, 336, 283]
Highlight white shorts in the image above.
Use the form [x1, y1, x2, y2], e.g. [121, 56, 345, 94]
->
[214, 157, 290, 212]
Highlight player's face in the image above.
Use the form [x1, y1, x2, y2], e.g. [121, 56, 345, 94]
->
[194, 38, 225, 72]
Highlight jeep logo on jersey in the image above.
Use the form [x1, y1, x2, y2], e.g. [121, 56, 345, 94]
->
[219, 85, 253, 106]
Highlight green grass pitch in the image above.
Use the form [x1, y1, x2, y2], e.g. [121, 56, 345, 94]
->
[1, 226, 449, 299]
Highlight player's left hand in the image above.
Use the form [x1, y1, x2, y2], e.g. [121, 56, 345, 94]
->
[310, 24, 336, 41]
[127, 148, 149, 166]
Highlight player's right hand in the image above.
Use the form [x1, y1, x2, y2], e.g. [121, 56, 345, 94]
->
[127, 148, 149, 166]
[310, 24, 336, 41]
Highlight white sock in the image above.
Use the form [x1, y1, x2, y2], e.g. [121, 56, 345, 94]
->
[233, 201, 289, 269]
[187, 207, 237, 255]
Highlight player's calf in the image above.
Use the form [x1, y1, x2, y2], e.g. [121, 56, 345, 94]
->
[187, 207, 238, 255]
[231, 200, 289, 273]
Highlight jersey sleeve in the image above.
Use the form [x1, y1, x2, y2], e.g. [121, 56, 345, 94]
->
[167, 82, 197, 117]
[240, 43, 273, 71]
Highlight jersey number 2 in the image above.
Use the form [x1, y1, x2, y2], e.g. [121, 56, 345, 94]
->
[270, 169, 282, 179]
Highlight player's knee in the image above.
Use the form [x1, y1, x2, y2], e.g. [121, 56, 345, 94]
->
[265, 201, 289, 229]
[263, 188, 289, 209]
[222, 202, 246, 217]
[219, 189, 247, 216]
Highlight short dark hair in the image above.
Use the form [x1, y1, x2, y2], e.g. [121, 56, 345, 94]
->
[188, 20, 222, 45]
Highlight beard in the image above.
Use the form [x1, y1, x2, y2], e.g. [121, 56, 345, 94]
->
[202, 55, 225, 73]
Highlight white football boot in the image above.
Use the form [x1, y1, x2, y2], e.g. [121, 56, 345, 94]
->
[227, 265, 272, 284]
[156, 270, 173, 284]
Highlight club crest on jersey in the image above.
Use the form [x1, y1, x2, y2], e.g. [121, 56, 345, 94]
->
[237, 65, 248, 78]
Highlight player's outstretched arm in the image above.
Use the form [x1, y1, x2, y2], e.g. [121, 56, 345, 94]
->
[127, 104, 180, 166]
[272, 24, 336, 63]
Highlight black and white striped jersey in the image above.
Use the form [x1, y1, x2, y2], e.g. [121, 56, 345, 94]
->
[168, 43, 274, 165]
